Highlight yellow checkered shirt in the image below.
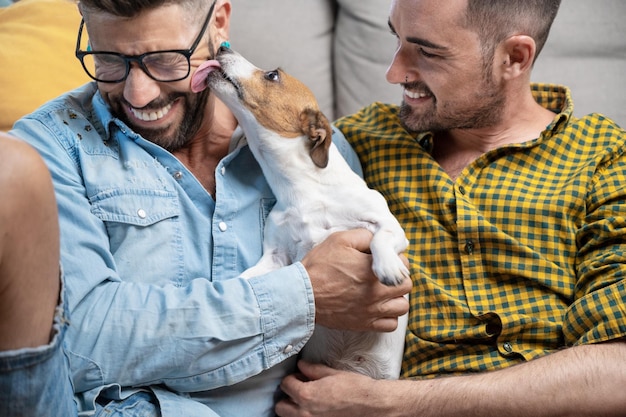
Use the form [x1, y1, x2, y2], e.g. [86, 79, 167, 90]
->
[335, 84, 626, 379]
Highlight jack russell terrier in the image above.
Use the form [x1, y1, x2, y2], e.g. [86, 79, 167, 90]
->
[191, 47, 410, 379]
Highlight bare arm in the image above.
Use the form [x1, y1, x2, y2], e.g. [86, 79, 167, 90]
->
[277, 341, 626, 417]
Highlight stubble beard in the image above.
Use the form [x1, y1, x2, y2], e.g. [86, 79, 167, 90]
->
[110, 88, 210, 153]
[399, 76, 506, 134]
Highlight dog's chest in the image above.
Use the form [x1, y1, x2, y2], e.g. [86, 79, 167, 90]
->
[265, 201, 343, 260]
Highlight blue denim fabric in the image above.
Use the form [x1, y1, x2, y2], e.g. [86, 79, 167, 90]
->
[10, 83, 362, 417]
[0, 277, 77, 417]
[94, 391, 158, 417]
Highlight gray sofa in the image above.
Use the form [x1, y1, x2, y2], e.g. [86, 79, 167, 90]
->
[231, 0, 626, 127]
[229, 0, 399, 121]
[531, 0, 626, 126]
[2, 0, 623, 128]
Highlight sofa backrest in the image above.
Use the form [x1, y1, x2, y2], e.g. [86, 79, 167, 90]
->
[531, 0, 626, 127]
[229, 0, 399, 121]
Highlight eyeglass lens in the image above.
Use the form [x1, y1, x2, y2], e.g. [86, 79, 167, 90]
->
[82, 52, 191, 82]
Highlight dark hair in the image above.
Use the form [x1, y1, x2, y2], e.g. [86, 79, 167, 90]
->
[462, 0, 562, 64]
[78, 0, 206, 19]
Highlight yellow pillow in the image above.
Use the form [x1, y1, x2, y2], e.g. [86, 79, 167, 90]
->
[0, 0, 90, 131]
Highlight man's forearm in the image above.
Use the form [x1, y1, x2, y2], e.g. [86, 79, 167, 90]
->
[280, 341, 626, 417]
[381, 341, 626, 417]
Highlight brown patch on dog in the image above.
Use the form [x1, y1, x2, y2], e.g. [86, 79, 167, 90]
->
[237, 68, 330, 138]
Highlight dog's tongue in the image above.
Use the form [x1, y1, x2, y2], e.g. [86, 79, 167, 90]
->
[191, 59, 221, 93]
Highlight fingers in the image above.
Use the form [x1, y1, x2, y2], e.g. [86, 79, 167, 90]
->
[275, 397, 298, 417]
[277, 362, 337, 416]
[277, 371, 308, 416]
[400, 253, 410, 269]
[328, 228, 374, 253]
[301, 229, 374, 281]
[298, 360, 338, 380]
[277, 362, 378, 417]
[368, 275, 412, 332]
[377, 270, 412, 300]
[370, 290, 409, 332]
[279, 362, 336, 397]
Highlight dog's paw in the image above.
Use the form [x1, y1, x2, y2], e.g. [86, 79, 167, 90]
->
[372, 255, 410, 286]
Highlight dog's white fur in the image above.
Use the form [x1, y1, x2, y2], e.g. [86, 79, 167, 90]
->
[196, 48, 409, 379]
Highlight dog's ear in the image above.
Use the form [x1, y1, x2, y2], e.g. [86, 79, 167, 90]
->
[301, 108, 332, 168]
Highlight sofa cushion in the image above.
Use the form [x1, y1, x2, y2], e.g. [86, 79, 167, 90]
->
[333, 0, 399, 118]
[0, 0, 90, 131]
[229, 1, 337, 118]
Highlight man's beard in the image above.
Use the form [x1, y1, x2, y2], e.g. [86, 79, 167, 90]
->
[399, 77, 506, 134]
[111, 89, 210, 152]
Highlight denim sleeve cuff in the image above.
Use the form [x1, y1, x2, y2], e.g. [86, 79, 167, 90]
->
[246, 262, 315, 367]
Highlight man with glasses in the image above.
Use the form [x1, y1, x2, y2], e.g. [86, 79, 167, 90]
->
[8, 0, 411, 416]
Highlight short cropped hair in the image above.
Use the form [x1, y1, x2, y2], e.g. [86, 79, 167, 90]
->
[78, 0, 209, 23]
[462, 0, 562, 64]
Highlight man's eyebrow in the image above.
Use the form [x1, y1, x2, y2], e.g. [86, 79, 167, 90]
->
[407, 36, 446, 50]
[388, 19, 447, 51]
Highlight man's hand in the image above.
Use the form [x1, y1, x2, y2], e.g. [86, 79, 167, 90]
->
[276, 361, 385, 417]
[301, 229, 412, 332]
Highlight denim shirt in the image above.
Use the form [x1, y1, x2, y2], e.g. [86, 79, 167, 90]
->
[11, 83, 363, 417]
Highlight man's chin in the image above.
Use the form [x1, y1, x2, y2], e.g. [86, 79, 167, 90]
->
[109, 89, 207, 152]
[125, 121, 180, 150]
[399, 102, 436, 133]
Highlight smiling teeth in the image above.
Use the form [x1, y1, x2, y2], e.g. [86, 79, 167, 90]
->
[130, 103, 173, 121]
[405, 89, 430, 99]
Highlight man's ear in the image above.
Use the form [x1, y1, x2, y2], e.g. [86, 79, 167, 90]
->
[212, 0, 232, 47]
[300, 108, 332, 168]
[498, 35, 536, 80]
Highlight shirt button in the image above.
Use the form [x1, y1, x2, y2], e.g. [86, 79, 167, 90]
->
[137, 209, 147, 219]
[458, 186, 466, 195]
[283, 344, 294, 354]
[503, 342, 513, 353]
[465, 239, 474, 254]
[220, 166, 226, 176]
[218, 221, 228, 232]
[173, 171, 183, 180]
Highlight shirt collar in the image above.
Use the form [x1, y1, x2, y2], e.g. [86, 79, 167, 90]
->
[530, 83, 572, 134]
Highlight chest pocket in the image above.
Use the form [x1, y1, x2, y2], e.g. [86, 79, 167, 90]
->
[91, 188, 179, 225]
[90, 189, 183, 285]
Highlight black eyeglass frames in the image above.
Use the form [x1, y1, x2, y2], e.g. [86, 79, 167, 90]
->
[75, 1, 216, 83]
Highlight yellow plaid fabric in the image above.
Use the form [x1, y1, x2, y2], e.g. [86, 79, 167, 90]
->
[335, 84, 626, 379]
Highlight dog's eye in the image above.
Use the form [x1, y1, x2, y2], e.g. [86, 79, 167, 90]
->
[264, 70, 280, 82]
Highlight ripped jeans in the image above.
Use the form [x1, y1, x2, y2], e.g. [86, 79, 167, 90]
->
[0, 276, 77, 417]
